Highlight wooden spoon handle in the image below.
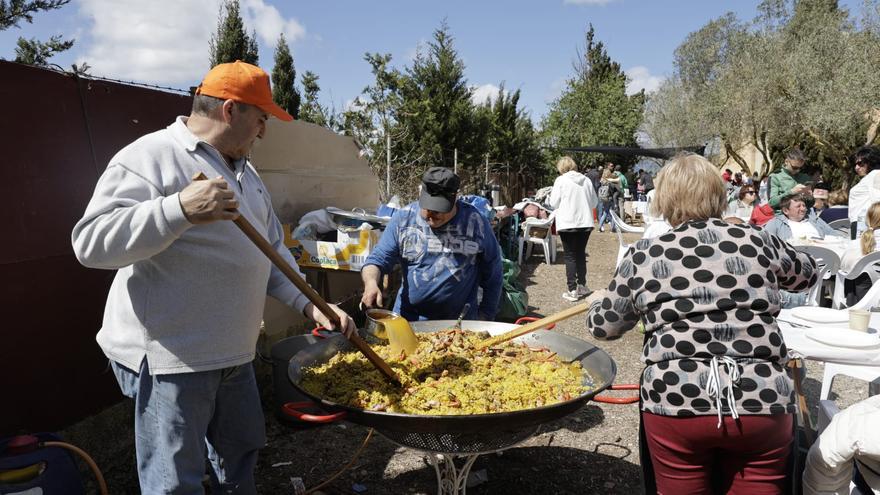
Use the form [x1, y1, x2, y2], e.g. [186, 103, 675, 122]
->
[192, 173, 400, 384]
[478, 302, 590, 349]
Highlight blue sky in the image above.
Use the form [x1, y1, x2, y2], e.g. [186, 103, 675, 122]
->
[0, 0, 866, 122]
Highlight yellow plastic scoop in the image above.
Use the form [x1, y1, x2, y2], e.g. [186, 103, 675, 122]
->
[366, 309, 419, 357]
[381, 314, 420, 356]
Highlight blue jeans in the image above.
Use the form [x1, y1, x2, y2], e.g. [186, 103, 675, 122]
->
[597, 202, 614, 231]
[112, 360, 266, 494]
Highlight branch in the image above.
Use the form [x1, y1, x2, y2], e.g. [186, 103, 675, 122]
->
[0, 0, 70, 29]
[723, 140, 749, 171]
[865, 108, 880, 146]
[805, 128, 846, 161]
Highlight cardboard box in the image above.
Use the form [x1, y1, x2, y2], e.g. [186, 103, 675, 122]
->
[283, 225, 380, 271]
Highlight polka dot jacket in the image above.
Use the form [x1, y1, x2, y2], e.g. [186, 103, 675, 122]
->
[587, 219, 818, 419]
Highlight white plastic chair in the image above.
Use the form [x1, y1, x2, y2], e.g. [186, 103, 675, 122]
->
[609, 209, 645, 234]
[832, 251, 880, 309]
[820, 363, 880, 401]
[794, 246, 841, 306]
[517, 213, 556, 265]
[850, 280, 880, 311]
[827, 218, 851, 237]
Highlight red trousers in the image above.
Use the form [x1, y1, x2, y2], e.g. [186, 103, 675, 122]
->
[643, 412, 793, 495]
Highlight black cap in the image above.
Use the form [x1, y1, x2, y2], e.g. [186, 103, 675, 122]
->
[419, 167, 460, 213]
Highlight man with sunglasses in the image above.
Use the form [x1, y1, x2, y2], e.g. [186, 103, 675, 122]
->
[360, 167, 503, 321]
[769, 148, 814, 213]
[848, 146, 880, 233]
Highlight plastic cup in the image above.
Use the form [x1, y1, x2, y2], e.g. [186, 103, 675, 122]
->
[849, 309, 870, 332]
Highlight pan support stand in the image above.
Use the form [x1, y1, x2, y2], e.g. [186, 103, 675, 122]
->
[427, 453, 480, 495]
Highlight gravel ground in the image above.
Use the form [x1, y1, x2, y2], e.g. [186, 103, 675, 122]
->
[70, 229, 870, 494]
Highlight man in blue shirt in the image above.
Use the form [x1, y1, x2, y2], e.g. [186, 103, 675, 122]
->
[361, 167, 503, 320]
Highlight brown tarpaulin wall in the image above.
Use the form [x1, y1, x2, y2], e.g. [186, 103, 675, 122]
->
[0, 61, 192, 435]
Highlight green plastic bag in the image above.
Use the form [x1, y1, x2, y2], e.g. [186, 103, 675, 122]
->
[495, 258, 529, 322]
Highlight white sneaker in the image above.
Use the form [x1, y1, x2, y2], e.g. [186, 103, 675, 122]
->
[576, 284, 591, 297]
[562, 290, 580, 302]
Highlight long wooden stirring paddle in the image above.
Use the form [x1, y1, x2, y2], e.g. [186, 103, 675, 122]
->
[192, 173, 401, 385]
[478, 302, 590, 349]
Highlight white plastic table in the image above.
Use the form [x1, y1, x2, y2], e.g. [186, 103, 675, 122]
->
[778, 309, 880, 366]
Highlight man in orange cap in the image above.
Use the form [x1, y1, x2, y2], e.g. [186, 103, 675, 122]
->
[72, 61, 355, 493]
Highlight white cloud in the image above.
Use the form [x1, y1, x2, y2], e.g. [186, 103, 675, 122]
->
[471, 84, 503, 105]
[76, 0, 305, 87]
[625, 66, 664, 95]
[563, 0, 618, 5]
[241, 0, 305, 47]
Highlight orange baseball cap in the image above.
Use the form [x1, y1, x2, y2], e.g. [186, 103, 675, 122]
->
[195, 60, 293, 121]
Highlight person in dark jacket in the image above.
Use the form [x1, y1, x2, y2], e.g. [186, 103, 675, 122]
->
[819, 189, 849, 224]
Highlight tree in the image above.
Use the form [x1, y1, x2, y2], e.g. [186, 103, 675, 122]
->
[392, 22, 484, 194]
[644, 1, 880, 185]
[341, 23, 543, 202]
[271, 33, 300, 119]
[298, 70, 333, 128]
[478, 84, 545, 190]
[340, 53, 408, 200]
[14, 34, 72, 65]
[2, 0, 75, 68]
[542, 25, 645, 170]
[209, 0, 258, 67]
[0, 0, 68, 30]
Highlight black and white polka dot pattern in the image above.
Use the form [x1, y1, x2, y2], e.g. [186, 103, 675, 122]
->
[587, 219, 818, 417]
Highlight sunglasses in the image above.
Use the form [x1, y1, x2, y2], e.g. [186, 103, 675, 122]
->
[855, 159, 867, 167]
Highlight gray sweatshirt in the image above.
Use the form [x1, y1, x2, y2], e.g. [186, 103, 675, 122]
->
[72, 117, 309, 374]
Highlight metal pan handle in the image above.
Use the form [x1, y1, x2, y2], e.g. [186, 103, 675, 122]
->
[514, 316, 556, 330]
[310, 325, 335, 339]
[281, 402, 347, 423]
[593, 384, 640, 405]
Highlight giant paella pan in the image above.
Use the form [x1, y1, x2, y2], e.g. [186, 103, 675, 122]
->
[284, 319, 620, 454]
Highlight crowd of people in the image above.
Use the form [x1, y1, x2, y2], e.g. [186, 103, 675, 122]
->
[71, 58, 879, 494]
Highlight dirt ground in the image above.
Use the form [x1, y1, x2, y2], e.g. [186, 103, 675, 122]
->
[70, 230, 870, 494]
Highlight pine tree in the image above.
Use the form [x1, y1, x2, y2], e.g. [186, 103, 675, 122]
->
[209, 0, 258, 67]
[0, 0, 69, 30]
[2, 0, 75, 68]
[246, 29, 259, 65]
[395, 22, 481, 173]
[271, 33, 300, 119]
[299, 71, 328, 127]
[542, 24, 644, 170]
[14, 34, 72, 65]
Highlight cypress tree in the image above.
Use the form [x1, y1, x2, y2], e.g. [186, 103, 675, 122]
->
[271, 33, 300, 119]
[209, 0, 258, 67]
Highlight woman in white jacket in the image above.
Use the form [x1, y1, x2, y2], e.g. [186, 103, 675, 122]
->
[549, 156, 598, 302]
[848, 146, 880, 234]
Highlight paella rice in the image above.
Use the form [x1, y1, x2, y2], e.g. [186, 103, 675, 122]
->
[299, 328, 592, 415]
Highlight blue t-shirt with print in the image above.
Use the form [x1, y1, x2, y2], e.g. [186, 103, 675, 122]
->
[364, 199, 503, 321]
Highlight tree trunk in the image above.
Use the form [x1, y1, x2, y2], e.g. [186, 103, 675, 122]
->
[723, 140, 750, 173]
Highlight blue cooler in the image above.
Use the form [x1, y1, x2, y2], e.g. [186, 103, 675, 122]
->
[0, 433, 84, 494]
